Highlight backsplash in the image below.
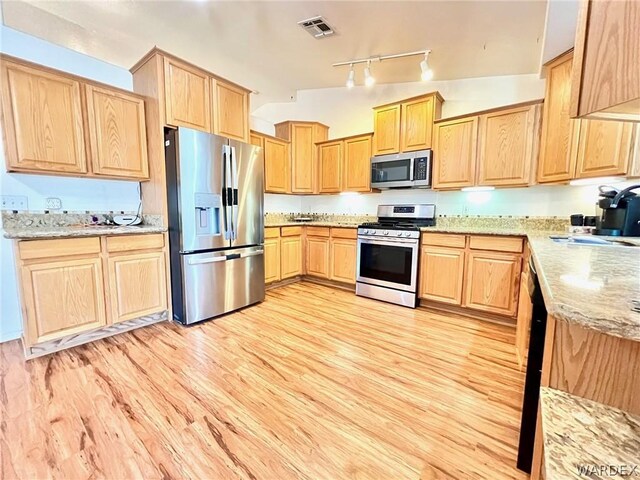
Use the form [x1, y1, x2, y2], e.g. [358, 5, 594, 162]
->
[264, 212, 374, 225]
[1, 211, 163, 229]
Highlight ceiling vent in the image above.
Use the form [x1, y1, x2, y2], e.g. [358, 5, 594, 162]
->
[298, 16, 335, 39]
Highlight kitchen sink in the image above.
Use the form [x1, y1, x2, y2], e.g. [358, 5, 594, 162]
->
[549, 235, 640, 247]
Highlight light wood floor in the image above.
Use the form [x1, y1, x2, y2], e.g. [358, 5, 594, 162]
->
[1, 282, 528, 480]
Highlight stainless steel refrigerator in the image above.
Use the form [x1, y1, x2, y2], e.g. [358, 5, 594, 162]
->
[165, 127, 265, 325]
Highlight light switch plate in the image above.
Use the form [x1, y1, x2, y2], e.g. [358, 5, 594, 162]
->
[46, 197, 62, 210]
[1, 195, 28, 211]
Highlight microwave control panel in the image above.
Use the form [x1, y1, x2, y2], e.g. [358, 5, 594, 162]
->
[414, 157, 429, 181]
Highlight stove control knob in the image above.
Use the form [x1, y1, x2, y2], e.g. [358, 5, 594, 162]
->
[383, 230, 389, 236]
[404, 231, 411, 237]
[396, 231, 403, 236]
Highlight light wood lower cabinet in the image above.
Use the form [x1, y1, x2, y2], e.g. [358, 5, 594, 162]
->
[419, 246, 465, 305]
[264, 229, 281, 283]
[107, 251, 167, 323]
[306, 235, 330, 278]
[465, 251, 522, 317]
[280, 234, 303, 279]
[330, 238, 357, 284]
[16, 234, 168, 351]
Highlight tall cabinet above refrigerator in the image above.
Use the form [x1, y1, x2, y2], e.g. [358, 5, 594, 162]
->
[165, 127, 265, 325]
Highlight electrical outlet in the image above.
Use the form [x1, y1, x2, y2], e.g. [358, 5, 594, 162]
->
[1, 195, 28, 211]
[46, 197, 62, 210]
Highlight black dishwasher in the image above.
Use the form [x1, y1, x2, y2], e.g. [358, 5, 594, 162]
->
[516, 257, 547, 473]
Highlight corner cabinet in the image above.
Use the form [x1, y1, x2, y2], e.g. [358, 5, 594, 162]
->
[373, 92, 443, 156]
[1, 60, 88, 174]
[570, 0, 640, 121]
[1, 55, 150, 180]
[15, 234, 169, 358]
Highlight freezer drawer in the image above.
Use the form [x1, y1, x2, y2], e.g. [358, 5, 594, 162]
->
[174, 246, 265, 324]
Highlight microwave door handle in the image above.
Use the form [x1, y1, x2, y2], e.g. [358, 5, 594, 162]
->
[223, 145, 232, 240]
[231, 146, 238, 240]
[409, 157, 415, 182]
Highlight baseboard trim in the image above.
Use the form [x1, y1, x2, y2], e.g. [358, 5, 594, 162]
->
[24, 310, 169, 360]
[301, 276, 356, 292]
[266, 276, 303, 290]
[418, 300, 516, 327]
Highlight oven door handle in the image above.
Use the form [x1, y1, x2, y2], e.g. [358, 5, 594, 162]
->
[358, 237, 419, 246]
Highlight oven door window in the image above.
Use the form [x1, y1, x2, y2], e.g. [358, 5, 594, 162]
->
[359, 242, 413, 286]
[372, 159, 412, 184]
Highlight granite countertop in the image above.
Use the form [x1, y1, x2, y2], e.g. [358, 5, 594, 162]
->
[540, 387, 640, 479]
[3, 224, 167, 239]
[265, 221, 361, 228]
[420, 225, 532, 236]
[528, 236, 640, 342]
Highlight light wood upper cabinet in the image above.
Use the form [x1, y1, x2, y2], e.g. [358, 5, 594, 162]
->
[306, 235, 330, 278]
[401, 95, 437, 152]
[342, 135, 372, 192]
[373, 104, 401, 155]
[107, 251, 167, 324]
[477, 103, 541, 186]
[85, 85, 149, 180]
[281, 235, 303, 279]
[574, 120, 635, 178]
[163, 57, 211, 132]
[330, 238, 357, 284]
[275, 121, 329, 194]
[212, 79, 249, 142]
[419, 246, 465, 305]
[318, 141, 343, 193]
[264, 136, 290, 193]
[465, 250, 521, 317]
[250, 132, 263, 147]
[1, 60, 87, 174]
[570, 0, 640, 121]
[538, 52, 580, 184]
[433, 116, 478, 189]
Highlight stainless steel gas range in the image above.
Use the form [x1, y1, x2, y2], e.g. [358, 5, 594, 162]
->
[356, 204, 436, 307]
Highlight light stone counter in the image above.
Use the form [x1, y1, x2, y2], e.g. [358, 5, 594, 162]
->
[540, 387, 640, 480]
[3, 224, 166, 239]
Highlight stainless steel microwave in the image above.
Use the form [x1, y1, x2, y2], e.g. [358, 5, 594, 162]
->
[370, 149, 432, 189]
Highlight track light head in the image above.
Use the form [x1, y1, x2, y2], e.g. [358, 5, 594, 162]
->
[364, 60, 375, 87]
[420, 51, 433, 81]
[346, 64, 355, 89]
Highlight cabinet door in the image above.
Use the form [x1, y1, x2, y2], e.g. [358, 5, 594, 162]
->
[264, 237, 281, 283]
[432, 117, 478, 189]
[401, 96, 434, 152]
[264, 138, 289, 193]
[477, 104, 540, 186]
[163, 57, 211, 132]
[21, 256, 106, 346]
[465, 251, 521, 317]
[213, 79, 249, 142]
[85, 85, 149, 179]
[291, 124, 315, 193]
[419, 246, 465, 305]
[343, 135, 372, 192]
[318, 141, 343, 193]
[574, 120, 635, 178]
[1, 62, 87, 174]
[330, 238, 356, 284]
[306, 236, 330, 278]
[281, 236, 302, 279]
[373, 104, 401, 155]
[515, 270, 533, 369]
[250, 132, 264, 148]
[538, 53, 580, 183]
[107, 251, 167, 324]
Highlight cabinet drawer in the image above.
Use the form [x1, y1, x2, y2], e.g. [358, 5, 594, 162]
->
[421, 233, 466, 248]
[19, 237, 101, 260]
[306, 226, 330, 237]
[107, 234, 164, 253]
[265, 227, 280, 239]
[469, 235, 523, 253]
[331, 228, 357, 239]
[281, 226, 302, 237]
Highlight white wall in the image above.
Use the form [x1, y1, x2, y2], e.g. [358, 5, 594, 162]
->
[0, 26, 141, 342]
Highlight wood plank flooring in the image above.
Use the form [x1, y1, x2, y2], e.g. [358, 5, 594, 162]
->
[0, 282, 528, 480]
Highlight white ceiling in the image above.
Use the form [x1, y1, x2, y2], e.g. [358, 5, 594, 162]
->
[1, 0, 547, 107]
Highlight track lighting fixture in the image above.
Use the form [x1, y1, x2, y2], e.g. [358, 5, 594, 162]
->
[346, 64, 355, 89]
[364, 60, 375, 87]
[333, 49, 433, 87]
[420, 50, 433, 81]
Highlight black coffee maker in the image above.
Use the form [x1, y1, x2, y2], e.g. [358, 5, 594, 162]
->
[594, 184, 640, 236]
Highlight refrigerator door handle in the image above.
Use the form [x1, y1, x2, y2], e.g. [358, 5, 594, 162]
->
[231, 145, 239, 240]
[223, 144, 233, 240]
[187, 255, 228, 265]
[240, 248, 263, 258]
